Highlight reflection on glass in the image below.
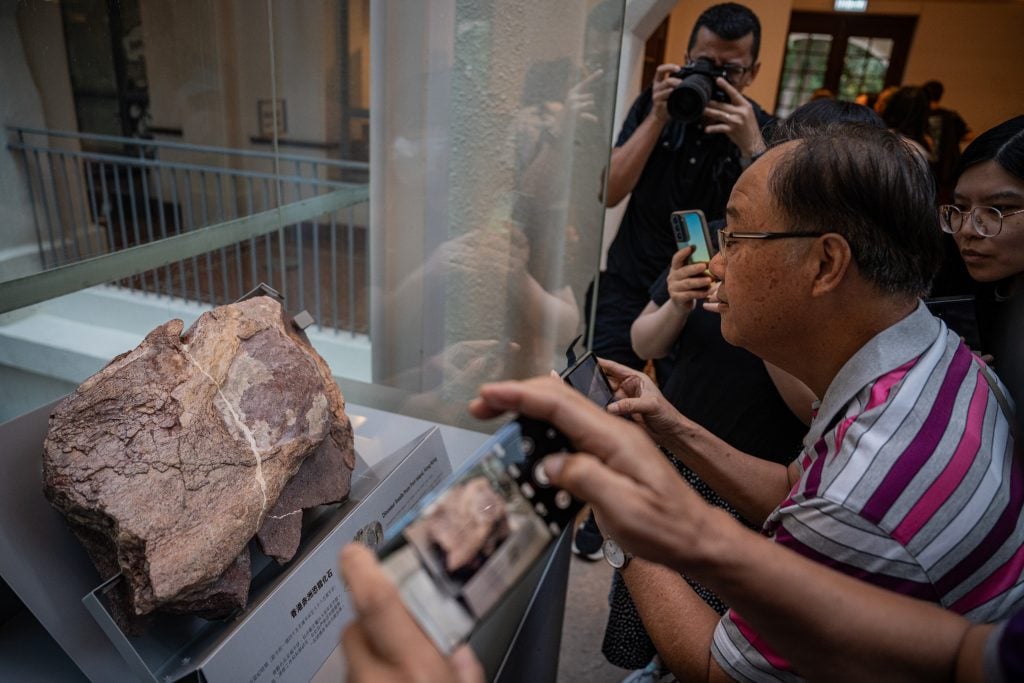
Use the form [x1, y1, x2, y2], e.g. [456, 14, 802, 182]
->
[1, 0, 623, 426]
[370, 0, 622, 425]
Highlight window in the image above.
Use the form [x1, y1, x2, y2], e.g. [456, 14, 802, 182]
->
[775, 12, 917, 118]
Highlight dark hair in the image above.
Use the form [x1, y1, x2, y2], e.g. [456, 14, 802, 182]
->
[881, 86, 931, 150]
[768, 123, 942, 297]
[954, 115, 1024, 184]
[767, 99, 884, 144]
[922, 80, 944, 103]
[688, 3, 761, 63]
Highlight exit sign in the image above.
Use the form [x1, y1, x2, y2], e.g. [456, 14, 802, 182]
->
[835, 0, 868, 11]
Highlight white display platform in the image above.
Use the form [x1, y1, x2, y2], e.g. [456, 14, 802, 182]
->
[0, 400, 488, 682]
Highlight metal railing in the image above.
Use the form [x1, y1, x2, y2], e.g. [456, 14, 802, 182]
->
[6, 126, 370, 334]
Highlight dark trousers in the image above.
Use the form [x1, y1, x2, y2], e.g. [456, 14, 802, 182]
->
[585, 271, 649, 372]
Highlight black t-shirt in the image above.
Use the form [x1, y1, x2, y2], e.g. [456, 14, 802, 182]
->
[976, 282, 1024, 436]
[650, 269, 807, 463]
[606, 88, 772, 291]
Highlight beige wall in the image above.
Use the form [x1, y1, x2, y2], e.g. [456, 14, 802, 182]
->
[790, 0, 1024, 132]
[663, 0, 794, 114]
[661, 0, 1024, 133]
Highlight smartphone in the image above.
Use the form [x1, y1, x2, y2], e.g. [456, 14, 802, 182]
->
[670, 209, 716, 265]
[376, 416, 581, 654]
[561, 351, 615, 408]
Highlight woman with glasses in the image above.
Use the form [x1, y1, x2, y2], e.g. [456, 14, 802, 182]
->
[941, 115, 1024, 429]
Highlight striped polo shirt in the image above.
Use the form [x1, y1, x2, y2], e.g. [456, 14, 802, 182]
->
[712, 303, 1024, 682]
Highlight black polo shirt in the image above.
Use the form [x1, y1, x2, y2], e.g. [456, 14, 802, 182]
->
[606, 87, 772, 291]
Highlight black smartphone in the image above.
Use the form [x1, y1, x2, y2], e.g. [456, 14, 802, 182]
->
[670, 209, 716, 264]
[376, 416, 581, 654]
[561, 350, 615, 408]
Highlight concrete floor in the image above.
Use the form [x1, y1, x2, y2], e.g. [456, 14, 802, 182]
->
[557, 552, 630, 683]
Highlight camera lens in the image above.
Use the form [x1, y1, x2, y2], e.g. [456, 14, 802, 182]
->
[668, 73, 713, 122]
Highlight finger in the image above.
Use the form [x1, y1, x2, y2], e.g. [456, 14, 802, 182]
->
[542, 451, 655, 518]
[605, 393, 650, 416]
[702, 301, 722, 315]
[715, 77, 744, 105]
[451, 645, 486, 683]
[597, 356, 643, 381]
[339, 544, 434, 663]
[702, 123, 731, 136]
[671, 245, 695, 269]
[576, 68, 604, 90]
[342, 623, 388, 681]
[702, 102, 739, 117]
[654, 63, 682, 80]
[471, 377, 630, 455]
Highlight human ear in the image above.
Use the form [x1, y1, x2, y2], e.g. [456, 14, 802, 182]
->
[809, 233, 852, 297]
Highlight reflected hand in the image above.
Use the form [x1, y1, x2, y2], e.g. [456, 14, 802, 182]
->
[565, 68, 603, 125]
[703, 78, 765, 159]
[339, 544, 485, 683]
[597, 358, 685, 443]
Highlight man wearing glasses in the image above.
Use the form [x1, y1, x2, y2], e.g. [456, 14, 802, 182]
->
[591, 123, 1024, 681]
[339, 124, 1024, 683]
[591, 2, 771, 374]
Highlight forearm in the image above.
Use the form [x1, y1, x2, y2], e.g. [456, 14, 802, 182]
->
[763, 361, 816, 427]
[631, 301, 690, 360]
[660, 420, 791, 525]
[618, 559, 724, 682]
[684, 518, 974, 683]
[606, 115, 664, 207]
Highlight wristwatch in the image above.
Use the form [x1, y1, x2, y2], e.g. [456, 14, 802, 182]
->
[602, 538, 633, 569]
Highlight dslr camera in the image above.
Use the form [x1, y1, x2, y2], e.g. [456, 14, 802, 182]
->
[666, 58, 730, 123]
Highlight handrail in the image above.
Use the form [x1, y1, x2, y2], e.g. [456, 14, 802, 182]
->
[0, 186, 370, 314]
[6, 139, 356, 188]
[7, 125, 370, 171]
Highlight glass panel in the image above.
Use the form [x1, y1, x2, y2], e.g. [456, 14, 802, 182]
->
[776, 33, 833, 118]
[839, 36, 894, 102]
[0, 0, 623, 426]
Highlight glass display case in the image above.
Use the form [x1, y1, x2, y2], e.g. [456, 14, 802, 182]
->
[0, 1, 625, 680]
[0, 0, 623, 427]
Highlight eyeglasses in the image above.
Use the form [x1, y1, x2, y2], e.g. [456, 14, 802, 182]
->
[718, 229, 824, 253]
[684, 56, 752, 85]
[938, 205, 1024, 238]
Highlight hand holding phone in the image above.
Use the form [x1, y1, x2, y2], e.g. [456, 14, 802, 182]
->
[561, 351, 616, 407]
[375, 416, 581, 654]
[667, 245, 715, 307]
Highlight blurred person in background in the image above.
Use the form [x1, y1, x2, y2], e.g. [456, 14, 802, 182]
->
[941, 114, 1024, 435]
[881, 85, 932, 158]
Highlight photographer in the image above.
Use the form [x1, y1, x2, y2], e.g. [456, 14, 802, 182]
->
[590, 2, 771, 373]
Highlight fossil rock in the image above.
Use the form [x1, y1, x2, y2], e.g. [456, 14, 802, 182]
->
[255, 426, 353, 563]
[43, 296, 354, 620]
[424, 477, 509, 575]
